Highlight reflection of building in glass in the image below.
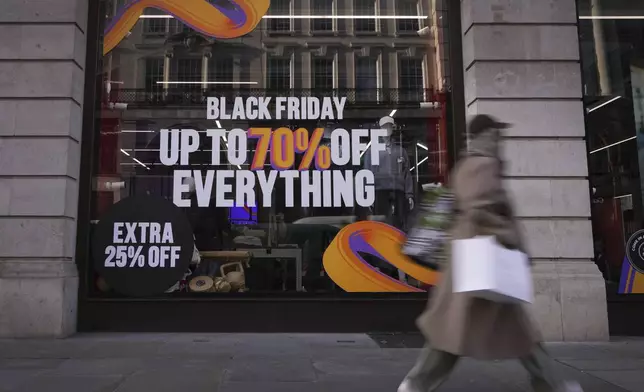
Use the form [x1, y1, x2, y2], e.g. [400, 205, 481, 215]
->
[103, 0, 451, 193]
[89, 0, 453, 304]
[106, 0, 444, 95]
[1, 0, 624, 341]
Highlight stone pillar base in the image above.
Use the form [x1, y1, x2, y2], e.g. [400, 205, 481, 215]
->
[0, 261, 78, 338]
[533, 261, 609, 341]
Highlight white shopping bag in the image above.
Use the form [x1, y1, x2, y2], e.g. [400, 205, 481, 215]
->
[452, 236, 533, 304]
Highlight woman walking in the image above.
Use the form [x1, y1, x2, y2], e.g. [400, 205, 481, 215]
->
[398, 114, 582, 392]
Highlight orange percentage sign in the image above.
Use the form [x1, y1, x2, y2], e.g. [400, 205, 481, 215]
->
[296, 128, 331, 170]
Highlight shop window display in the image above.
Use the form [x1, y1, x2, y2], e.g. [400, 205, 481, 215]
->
[578, 0, 644, 294]
[92, 0, 453, 298]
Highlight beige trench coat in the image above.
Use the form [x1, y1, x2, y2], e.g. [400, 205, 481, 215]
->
[416, 155, 541, 360]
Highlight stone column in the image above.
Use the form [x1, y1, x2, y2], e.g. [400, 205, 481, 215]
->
[232, 54, 242, 84]
[590, 0, 611, 95]
[163, 55, 171, 91]
[0, 0, 88, 337]
[301, 0, 311, 35]
[346, 52, 356, 89]
[388, 51, 399, 89]
[461, 0, 609, 341]
[302, 51, 312, 89]
[201, 54, 209, 90]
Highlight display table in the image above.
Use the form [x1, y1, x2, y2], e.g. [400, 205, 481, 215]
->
[199, 250, 252, 261]
[236, 247, 303, 292]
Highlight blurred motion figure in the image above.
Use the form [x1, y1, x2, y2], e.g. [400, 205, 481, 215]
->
[398, 115, 583, 392]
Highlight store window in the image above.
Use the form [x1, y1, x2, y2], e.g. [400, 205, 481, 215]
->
[91, 0, 453, 298]
[268, 0, 293, 32]
[397, 0, 421, 33]
[174, 58, 202, 83]
[356, 56, 379, 102]
[144, 59, 164, 93]
[267, 57, 292, 91]
[312, 0, 335, 32]
[399, 58, 426, 101]
[208, 58, 234, 84]
[313, 58, 335, 91]
[142, 9, 167, 36]
[578, 0, 644, 294]
[354, 0, 378, 33]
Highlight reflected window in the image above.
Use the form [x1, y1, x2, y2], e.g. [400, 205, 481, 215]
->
[169, 19, 191, 34]
[175, 58, 202, 83]
[356, 56, 379, 102]
[269, 0, 292, 32]
[143, 9, 167, 35]
[313, 58, 335, 91]
[354, 0, 377, 33]
[399, 58, 424, 101]
[397, 0, 420, 33]
[209, 57, 234, 83]
[312, 0, 334, 32]
[267, 57, 291, 90]
[145, 59, 164, 92]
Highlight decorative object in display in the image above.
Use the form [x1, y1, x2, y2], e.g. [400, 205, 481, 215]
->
[626, 229, 644, 274]
[192, 251, 251, 293]
[221, 262, 246, 292]
[189, 276, 215, 293]
[402, 183, 454, 270]
[213, 277, 232, 293]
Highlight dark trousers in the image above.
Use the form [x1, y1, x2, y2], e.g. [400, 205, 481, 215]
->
[374, 189, 408, 231]
[401, 345, 567, 392]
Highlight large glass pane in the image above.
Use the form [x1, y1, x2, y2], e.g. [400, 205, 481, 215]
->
[578, 0, 644, 294]
[92, 0, 454, 297]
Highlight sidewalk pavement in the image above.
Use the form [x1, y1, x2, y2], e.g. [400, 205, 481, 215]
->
[1, 334, 644, 392]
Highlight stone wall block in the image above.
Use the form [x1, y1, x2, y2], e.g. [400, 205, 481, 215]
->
[502, 140, 588, 177]
[0, 100, 82, 140]
[465, 62, 582, 104]
[0, 62, 84, 103]
[0, 276, 78, 338]
[0, 218, 77, 258]
[461, 0, 577, 31]
[0, 138, 80, 178]
[520, 220, 594, 259]
[0, 177, 78, 218]
[464, 25, 579, 67]
[558, 262, 610, 341]
[505, 179, 590, 218]
[531, 261, 609, 342]
[467, 100, 585, 138]
[0, 25, 86, 67]
[531, 262, 564, 341]
[0, 0, 88, 31]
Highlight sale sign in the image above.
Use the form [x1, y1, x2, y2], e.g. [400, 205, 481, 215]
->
[92, 196, 195, 297]
[162, 96, 387, 209]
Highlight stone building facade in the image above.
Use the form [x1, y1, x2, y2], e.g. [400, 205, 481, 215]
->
[0, 0, 610, 340]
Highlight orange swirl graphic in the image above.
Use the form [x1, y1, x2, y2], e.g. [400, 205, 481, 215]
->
[104, 0, 271, 55]
[323, 221, 440, 292]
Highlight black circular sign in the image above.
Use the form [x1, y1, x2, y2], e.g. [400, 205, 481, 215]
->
[92, 196, 194, 297]
[626, 229, 644, 274]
